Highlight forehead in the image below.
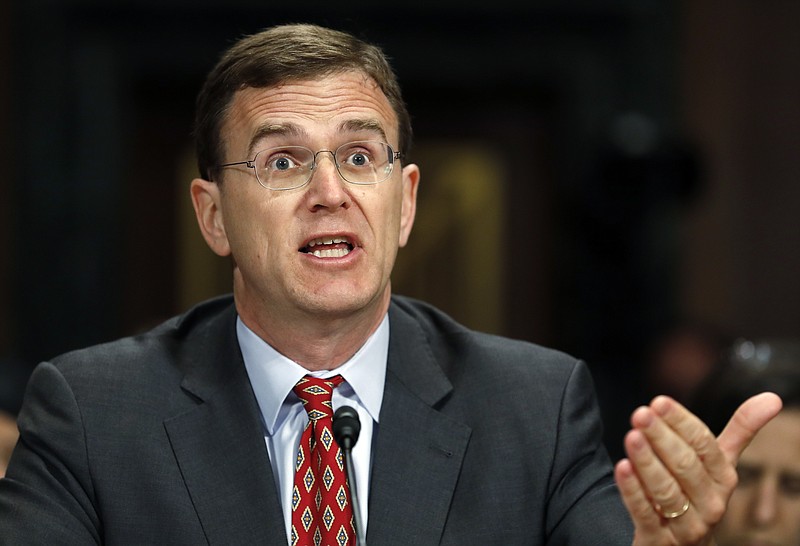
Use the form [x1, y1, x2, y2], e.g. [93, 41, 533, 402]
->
[222, 71, 399, 152]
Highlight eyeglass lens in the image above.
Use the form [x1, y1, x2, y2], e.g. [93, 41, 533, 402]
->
[252, 140, 395, 190]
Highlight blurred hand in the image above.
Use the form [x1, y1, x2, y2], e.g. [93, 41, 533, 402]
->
[0, 411, 19, 478]
[614, 392, 782, 545]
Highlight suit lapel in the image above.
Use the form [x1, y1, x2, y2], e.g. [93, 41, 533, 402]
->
[163, 304, 285, 544]
[367, 301, 472, 545]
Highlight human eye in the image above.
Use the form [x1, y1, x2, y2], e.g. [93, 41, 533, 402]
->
[736, 464, 762, 488]
[780, 472, 800, 496]
[251, 147, 312, 190]
[339, 142, 379, 168]
[266, 152, 301, 172]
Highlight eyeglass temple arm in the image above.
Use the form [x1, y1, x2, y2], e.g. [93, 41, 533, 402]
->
[217, 159, 255, 169]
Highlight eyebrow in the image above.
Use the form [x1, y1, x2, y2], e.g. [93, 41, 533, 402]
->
[338, 119, 389, 143]
[245, 119, 391, 158]
[246, 123, 307, 158]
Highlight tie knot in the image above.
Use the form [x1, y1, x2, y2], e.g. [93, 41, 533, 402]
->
[293, 375, 344, 421]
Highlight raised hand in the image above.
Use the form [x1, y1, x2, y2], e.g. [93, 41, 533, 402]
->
[614, 392, 783, 545]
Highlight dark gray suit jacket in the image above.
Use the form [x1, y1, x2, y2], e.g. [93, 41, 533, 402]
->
[0, 295, 633, 544]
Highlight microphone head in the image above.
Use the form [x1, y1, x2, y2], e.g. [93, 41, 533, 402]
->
[333, 405, 361, 450]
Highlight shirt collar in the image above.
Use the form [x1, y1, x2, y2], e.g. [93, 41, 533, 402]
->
[237, 314, 388, 435]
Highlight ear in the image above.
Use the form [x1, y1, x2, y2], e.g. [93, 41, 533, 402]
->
[190, 178, 231, 257]
[398, 163, 420, 248]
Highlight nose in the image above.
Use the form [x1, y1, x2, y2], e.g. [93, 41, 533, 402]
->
[750, 477, 779, 526]
[305, 151, 351, 211]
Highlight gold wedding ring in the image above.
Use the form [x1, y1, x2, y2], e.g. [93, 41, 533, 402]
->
[655, 499, 690, 519]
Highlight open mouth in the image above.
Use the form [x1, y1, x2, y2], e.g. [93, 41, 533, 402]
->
[300, 236, 355, 258]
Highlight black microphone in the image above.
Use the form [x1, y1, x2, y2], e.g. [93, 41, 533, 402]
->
[333, 406, 366, 546]
[333, 405, 361, 449]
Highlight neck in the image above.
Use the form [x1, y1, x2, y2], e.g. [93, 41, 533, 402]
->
[235, 290, 391, 371]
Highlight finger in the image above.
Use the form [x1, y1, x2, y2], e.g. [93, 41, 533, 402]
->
[614, 456, 664, 534]
[647, 396, 732, 517]
[717, 392, 782, 463]
[620, 428, 717, 545]
[626, 412, 695, 515]
[650, 396, 736, 488]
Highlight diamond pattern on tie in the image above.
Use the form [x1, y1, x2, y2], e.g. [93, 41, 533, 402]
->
[336, 485, 348, 511]
[303, 467, 315, 492]
[336, 526, 349, 546]
[315, 488, 322, 511]
[307, 409, 328, 421]
[292, 486, 301, 511]
[336, 450, 344, 471]
[320, 426, 334, 451]
[301, 506, 314, 531]
[303, 385, 328, 396]
[322, 465, 335, 491]
[322, 505, 335, 531]
[292, 375, 354, 545]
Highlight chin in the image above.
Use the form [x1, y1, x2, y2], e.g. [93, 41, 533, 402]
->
[300, 288, 384, 317]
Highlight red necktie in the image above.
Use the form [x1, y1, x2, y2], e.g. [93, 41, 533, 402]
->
[291, 375, 354, 546]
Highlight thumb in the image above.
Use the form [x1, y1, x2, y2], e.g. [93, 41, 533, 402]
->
[717, 392, 783, 463]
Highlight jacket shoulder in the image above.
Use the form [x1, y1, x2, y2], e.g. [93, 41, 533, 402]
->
[46, 295, 237, 390]
[390, 294, 579, 378]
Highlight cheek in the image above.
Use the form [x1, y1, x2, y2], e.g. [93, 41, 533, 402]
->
[383, 205, 404, 250]
[387, 187, 406, 234]
[788, 499, 800, 530]
[719, 492, 748, 524]
[361, 190, 402, 242]
[223, 200, 282, 260]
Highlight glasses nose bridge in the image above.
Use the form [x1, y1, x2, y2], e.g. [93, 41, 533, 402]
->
[311, 148, 338, 167]
[309, 148, 343, 180]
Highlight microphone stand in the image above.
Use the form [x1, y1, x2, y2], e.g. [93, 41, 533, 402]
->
[334, 406, 367, 546]
[341, 443, 366, 546]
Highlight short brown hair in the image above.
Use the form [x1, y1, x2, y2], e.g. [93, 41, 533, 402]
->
[194, 24, 412, 181]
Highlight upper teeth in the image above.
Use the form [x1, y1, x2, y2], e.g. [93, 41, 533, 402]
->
[307, 237, 348, 247]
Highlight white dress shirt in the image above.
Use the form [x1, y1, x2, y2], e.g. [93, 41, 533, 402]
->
[237, 315, 388, 543]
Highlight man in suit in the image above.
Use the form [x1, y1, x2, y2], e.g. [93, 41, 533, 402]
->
[0, 24, 781, 545]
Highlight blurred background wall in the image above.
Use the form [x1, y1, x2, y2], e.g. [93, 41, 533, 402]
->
[1, 0, 798, 455]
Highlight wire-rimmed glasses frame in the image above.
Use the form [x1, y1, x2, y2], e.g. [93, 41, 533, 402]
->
[214, 140, 403, 191]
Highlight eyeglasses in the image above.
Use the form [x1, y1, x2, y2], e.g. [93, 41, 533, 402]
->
[215, 140, 402, 191]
